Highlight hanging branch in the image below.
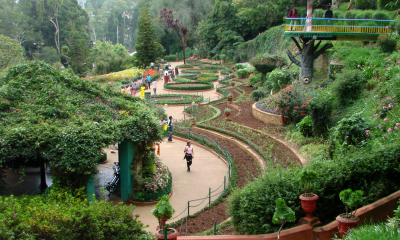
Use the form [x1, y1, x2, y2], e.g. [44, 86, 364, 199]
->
[160, 7, 189, 64]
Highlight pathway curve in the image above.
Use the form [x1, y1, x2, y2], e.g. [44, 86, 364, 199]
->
[136, 61, 224, 120]
[96, 137, 228, 232]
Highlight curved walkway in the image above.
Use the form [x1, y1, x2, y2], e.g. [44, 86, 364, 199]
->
[96, 137, 228, 232]
[136, 61, 223, 120]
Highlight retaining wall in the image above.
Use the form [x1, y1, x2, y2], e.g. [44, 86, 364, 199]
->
[252, 102, 283, 126]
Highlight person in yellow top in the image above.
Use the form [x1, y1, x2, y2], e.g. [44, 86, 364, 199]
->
[140, 85, 146, 99]
[120, 86, 125, 94]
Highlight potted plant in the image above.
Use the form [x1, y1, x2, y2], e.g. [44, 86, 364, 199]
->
[231, 75, 235, 79]
[151, 195, 178, 240]
[336, 189, 364, 236]
[231, 82, 235, 87]
[227, 94, 233, 102]
[190, 118, 196, 125]
[297, 169, 319, 220]
[224, 108, 231, 119]
[272, 198, 296, 240]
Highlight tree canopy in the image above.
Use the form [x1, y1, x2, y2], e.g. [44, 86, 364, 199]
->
[0, 34, 25, 69]
[0, 61, 163, 188]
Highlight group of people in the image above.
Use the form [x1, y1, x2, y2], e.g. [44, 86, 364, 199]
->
[161, 64, 179, 84]
[286, 5, 333, 31]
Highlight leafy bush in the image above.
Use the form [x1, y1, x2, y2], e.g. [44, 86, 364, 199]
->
[340, 220, 400, 240]
[177, 64, 194, 68]
[250, 89, 268, 101]
[296, 115, 313, 137]
[275, 85, 311, 123]
[248, 73, 262, 87]
[332, 113, 369, 147]
[309, 96, 333, 137]
[373, 11, 390, 19]
[0, 187, 154, 239]
[313, 9, 324, 18]
[300, 143, 329, 160]
[237, 69, 251, 78]
[377, 34, 397, 53]
[228, 143, 400, 234]
[355, 0, 377, 10]
[250, 55, 286, 81]
[333, 70, 366, 105]
[164, 55, 177, 62]
[264, 69, 298, 93]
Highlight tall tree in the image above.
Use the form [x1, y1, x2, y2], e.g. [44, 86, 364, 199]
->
[67, 25, 89, 76]
[135, 6, 163, 68]
[160, 7, 189, 64]
[0, 34, 25, 69]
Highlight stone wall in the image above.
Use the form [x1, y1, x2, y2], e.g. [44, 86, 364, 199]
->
[252, 102, 283, 126]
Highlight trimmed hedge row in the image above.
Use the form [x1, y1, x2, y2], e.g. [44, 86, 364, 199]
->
[153, 94, 204, 105]
[181, 69, 219, 73]
[177, 64, 194, 68]
[198, 105, 221, 124]
[228, 143, 400, 234]
[164, 82, 214, 91]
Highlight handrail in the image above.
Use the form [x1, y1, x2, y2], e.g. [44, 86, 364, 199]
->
[286, 17, 393, 22]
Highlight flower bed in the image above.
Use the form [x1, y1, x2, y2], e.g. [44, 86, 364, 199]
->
[164, 82, 214, 91]
[153, 94, 203, 105]
[143, 69, 158, 77]
[197, 76, 218, 82]
[129, 159, 172, 202]
[106, 68, 144, 78]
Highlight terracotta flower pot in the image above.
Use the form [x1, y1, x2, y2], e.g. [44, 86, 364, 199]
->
[190, 120, 196, 125]
[299, 194, 319, 219]
[155, 227, 179, 240]
[224, 112, 230, 118]
[227, 97, 233, 101]
[231, 83, 235, 87]
[231, 75, 234, 79]
[336, 214, 360, 236]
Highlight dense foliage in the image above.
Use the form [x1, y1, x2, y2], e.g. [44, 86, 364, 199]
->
[90, 41, 130, 75]
[0, 34, 25, 69]
[228, 142, 400, 234]
[0, 187, 154, 239]
[0, 61, 162, 189]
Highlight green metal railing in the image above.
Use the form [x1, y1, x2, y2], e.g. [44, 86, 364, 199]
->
[285, 17, 393, 34]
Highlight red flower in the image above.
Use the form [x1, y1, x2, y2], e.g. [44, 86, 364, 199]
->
[9, 108, 12, 111]
[294, 106, 300, 109]
[16, 109, 19, 112]
[62, 107, 65, 109]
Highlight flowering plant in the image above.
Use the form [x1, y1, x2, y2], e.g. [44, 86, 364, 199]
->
[274, 85, 311, 123]
[143, 158, 171, 193]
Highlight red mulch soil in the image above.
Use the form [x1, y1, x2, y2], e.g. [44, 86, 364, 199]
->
[238, 85, 255, 97]
[175, 131, 262, 236]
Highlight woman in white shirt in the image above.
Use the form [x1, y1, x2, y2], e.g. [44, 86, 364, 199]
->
[184, 141, 194, 172]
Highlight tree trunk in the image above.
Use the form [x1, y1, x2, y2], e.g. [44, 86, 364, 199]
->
[300, 51, 315, 83]
[183, 47, 186, 65]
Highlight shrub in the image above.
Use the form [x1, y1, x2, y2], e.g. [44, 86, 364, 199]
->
[229, 143, 400, 234]
[164, 55, 177, 62]
[264, 69, 298, 93]
[300, 143, 329, 160]
[275, 85, 311, 123]
[377, 34, 397, 53]
[362, 10, 375, 19]
[237, 69, 251, 78]
[373, 11, 390, 20]
[250, 55, 286, 81]
[355, 0, 377, 10]
[332, 113, 369, 147]
[250, 89, 268, 101]
[296, 115, 313, 137]
[340, 221, 400, 240]
[0, 187, 154, 239]
[248, 73, 262, 87]
[313, 9, 324, 18]
[333, 69, 366, 105]
[309, 97, 333, 137]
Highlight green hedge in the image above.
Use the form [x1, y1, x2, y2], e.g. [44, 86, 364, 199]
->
[228, 143, 400, 234]
[181, 69, 219, 73]
[0, 187, 154, 239]
[198, 105, 221, 124]
[164, 82, 214, 91]
[177, 64, 194, 68]
[153, 94, 203, 105]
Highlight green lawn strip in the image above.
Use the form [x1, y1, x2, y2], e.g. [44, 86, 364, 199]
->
[164, 82, 214, 90]
[153, 94, 203, 105]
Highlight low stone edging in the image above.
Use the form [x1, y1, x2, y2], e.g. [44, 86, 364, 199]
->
[252, 102, 283, 126]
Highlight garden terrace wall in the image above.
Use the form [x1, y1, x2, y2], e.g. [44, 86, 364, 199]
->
[176, 189, 400, 240]
[252, 102, 283, 126]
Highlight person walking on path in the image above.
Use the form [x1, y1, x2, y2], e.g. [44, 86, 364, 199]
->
[324, 6, 333, 31]
[175, 66, 179, 76]
[288, 6, 298, 31]
[184, 141, 194, 172]
[286, 6, 291, 18]
[167, 116, 174, 143]
[152, 79, 157, 99]
[141, 75, 146, 89]
[147, 75, 152, 89]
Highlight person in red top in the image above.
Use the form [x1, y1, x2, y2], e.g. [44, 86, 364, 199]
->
[288, 6, 299, 31]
